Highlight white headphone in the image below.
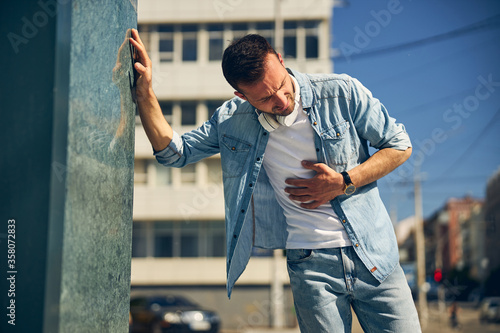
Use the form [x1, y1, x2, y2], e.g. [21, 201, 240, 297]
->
[256, 108, 297, 131]
[256, 76, 301, 132]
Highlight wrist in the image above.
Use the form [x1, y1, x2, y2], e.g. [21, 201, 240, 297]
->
[136, 84, 154, 98]
[340, 171, 356, 195]
[136, 86, 157, 107]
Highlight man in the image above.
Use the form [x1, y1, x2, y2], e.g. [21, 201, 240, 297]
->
[129, 29, 421, 332]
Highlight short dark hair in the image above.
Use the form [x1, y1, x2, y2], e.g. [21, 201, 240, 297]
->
[221, 34, 278, 92]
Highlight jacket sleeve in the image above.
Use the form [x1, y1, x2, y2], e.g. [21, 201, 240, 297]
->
[349, 77, 412, 151]
[154, 112, 221, 168]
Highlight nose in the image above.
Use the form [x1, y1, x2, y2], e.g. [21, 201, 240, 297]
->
[275, 91, 288, 110]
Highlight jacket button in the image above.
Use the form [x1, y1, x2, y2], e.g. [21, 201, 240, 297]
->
[249, 183, 253, 187]
[342, 219, 346, 223]
[313, 121, 317, 125]
[233, 235, 237, 239]
[256, 157, 261, 161]
[232, 147, 236, 150]
[355, 243, 359, 247]
[316, 148, 319, 152]
[241, 209, 245, 213]
[263, 132, 267, 136]
[336, 133, 340, 137]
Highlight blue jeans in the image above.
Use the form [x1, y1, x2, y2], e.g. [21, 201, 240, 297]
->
[286, 247, 421, 332]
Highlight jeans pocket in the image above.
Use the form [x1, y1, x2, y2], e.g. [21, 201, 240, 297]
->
[286, 249, 314, 263]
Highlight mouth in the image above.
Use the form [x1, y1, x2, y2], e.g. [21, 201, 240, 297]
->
[274, 98, 292, 115]
[281, 100, 290, 112]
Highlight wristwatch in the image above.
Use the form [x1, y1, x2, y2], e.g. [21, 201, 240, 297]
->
[341, 171, 356, 195]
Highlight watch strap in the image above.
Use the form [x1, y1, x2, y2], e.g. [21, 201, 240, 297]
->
[340, 171, 353, 186]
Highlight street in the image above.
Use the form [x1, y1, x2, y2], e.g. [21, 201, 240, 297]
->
[415, 302, 500, 333]
[230, 302, 500, 333]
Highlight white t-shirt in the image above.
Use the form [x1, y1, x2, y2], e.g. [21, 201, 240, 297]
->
[262, 77, 352, 249]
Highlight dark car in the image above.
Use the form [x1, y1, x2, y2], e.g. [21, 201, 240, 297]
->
[130, 293, 220, 333]
[479, 297, 500, 324]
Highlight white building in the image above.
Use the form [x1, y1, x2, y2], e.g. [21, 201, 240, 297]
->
[132, 0, 335, 329]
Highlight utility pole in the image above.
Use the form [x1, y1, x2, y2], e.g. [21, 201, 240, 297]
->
[435, 216, 446, 321]
[271, 250, 285, 328]
[274, 0, 283, 54]
[271, 1, 285, 329]
[414, 162, 428, 327]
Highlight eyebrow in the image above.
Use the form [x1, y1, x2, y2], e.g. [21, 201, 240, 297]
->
[257, 75, 287, 102]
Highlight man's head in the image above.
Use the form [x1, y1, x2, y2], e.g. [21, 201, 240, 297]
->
[222, 34, 296, 116]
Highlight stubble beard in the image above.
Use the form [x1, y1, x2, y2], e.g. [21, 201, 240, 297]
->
[272, 94, 295, 116]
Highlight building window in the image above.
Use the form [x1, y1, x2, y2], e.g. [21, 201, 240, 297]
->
[180, 101, 197, 126]
[180, 163, 196, 184]
[147, 20, 321, 63]
[283, 21, 297, 59]
[135, 221, 226, 258]
[208, 222, 225, 257]
[154, 222, 175, 257]
[158, 24, 174, 62]
[155, 164, 172, 186]
[305, 21, 319, 59]
[256, 21, 274, 47]
[232, 22, 249, 40]
[134, 159, 148, 185]
[180, 223, 199, 257]
[134, 159, 172, 186]
[206, 158, 223, 184]
[206, 100, 225, 119]
[181, 24, 198, 62]
[159, 101, 173, 124]
[132, 222, 148, 257]
[155, 234, 174, 257]
[208, 24, 224, 61]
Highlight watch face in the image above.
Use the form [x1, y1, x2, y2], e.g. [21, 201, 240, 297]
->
[345, 184, 356, 195]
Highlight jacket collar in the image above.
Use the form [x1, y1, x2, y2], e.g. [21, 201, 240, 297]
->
[286, 68, 316, 109]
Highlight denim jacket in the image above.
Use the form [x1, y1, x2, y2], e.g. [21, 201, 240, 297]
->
[155, 69, 412, 298]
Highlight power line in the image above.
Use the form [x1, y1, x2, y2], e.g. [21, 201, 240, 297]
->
[371, 35, 499, 87]
[431, 108, 500, 181]
[333, 13, 500, 61]
[382, 174, 493, 188]
[394, 87, 475, 118]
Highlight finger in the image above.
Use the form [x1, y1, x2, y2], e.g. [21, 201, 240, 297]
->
[129, 32, 142, 52]
[301, 160, 326, 172]
[285, 178, 312, 187]
[300, 201, 322, 209]
[129, 37, 145, 57]
[288, 194, 312, 202]
[131, 28, 144, 46]
[129, 37, 150, 62]
[284, 186, 310, 196]
[134, 61, 147, 75]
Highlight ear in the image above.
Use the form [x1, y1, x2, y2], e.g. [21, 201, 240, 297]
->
[234, 91, 247, 101]
[278, 53, 285, 66]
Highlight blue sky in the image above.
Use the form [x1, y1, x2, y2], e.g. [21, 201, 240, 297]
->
[331, 0, 500, 221]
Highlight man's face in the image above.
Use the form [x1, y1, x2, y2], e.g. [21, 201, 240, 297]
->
[235, 53, 296, 116]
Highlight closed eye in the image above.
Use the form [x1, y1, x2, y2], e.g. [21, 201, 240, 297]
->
[258, 76, 287, 103]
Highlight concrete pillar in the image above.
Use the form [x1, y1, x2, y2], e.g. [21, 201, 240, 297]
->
[1, 1, 137, 332]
